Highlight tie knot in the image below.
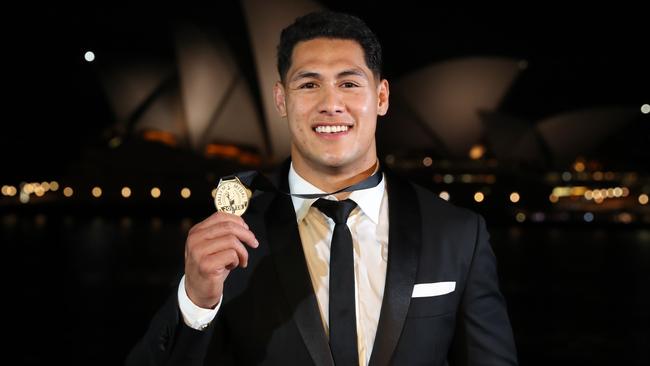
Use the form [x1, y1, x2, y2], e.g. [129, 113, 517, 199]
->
[313, 198, 357, 224]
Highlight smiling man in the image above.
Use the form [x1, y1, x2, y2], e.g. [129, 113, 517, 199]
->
[275, 36, 388, 194]
[127, 11, 517, 366]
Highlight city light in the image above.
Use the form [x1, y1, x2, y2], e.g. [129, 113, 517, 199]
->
[34, 186, 45, 197]
[121, 187, 132, 198]
[641, 104, 650, 114]
[618, 213, 633, 224]
[109, 137, 122, 149]
[509, 192, 520, 203]
[531, 212, 545, 222]
[181, 188, 191, 199]
[639, 194, 649, 205]
[593, 171, 603, 181]
[23, 183, 34, 194]
[92, 187, 102, 198]
[469, 145, 485, 160]
[6, 161, 649, 226]
[84, 51, 95, 62]
[574, 161, 585, 172]
[151, 187, 161, 198]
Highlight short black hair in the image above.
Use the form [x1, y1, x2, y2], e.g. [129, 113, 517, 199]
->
[277, 11, 382, 83]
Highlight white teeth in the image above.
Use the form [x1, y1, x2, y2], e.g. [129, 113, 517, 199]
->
[315, 125, 349, 133]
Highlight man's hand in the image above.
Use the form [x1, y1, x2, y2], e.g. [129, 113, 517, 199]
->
[184, 211, 259, 309]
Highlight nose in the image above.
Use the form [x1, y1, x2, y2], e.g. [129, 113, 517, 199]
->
[318, 86, 344, 115]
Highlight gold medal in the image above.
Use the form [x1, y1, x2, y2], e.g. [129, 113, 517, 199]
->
[214, 177, 252, 216]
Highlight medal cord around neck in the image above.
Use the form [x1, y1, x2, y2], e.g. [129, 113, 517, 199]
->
[222, 162, 383, 200]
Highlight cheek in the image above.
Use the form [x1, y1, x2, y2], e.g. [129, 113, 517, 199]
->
[353, 93, 376, 116]
[286, 105, 302, 132]
[287, 100, 311, 127]
[351, 98, 377, 134]
[353, 95, 378, 143]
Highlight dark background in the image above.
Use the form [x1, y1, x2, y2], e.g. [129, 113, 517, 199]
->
[3, 2, 649, 365]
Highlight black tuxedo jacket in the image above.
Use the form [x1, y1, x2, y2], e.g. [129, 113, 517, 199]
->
[126, 164, 517, 365]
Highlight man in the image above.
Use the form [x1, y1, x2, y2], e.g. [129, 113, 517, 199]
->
[127, 11, 517, 366]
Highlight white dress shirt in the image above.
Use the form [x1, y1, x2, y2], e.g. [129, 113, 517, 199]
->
[178, 162, 389, 365]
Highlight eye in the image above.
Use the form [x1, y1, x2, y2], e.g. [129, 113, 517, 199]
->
[299, 82, 318, 89]
[341, 82, 358, 88]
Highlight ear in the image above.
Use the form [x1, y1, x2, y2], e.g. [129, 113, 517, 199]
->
[273, 81, 287, 117]
[376, 79, 389, 116]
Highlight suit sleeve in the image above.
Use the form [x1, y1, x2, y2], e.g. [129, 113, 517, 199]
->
[449, 214, 518, 366]
[124, 292, 218, 366]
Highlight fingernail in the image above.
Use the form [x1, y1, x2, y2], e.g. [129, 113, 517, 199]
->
[244, 223, 249, 229]
[254, 239, 259, 247]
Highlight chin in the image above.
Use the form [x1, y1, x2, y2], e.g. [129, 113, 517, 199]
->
[325, 157, 360, 171]
[312, 154, 349, 169]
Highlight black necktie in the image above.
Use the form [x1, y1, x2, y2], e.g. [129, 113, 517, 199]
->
[313, 198, 359, 366]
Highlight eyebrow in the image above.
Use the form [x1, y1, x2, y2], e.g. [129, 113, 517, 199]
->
[291, 71, 321, 82]
[338, 69, 368, 80]
[290, 68, 369, 82]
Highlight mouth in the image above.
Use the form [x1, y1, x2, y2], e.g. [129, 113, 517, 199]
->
[312, 123, 353, 135]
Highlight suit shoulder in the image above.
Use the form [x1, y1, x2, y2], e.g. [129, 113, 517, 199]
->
[410, 181, 483, 225]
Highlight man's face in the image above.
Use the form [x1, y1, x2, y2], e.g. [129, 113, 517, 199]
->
[274, 38, 389, 174]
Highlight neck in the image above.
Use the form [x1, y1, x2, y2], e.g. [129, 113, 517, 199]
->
[292, 157, 378, 199]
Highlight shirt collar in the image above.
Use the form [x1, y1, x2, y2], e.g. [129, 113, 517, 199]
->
[288, 162, 385, 224]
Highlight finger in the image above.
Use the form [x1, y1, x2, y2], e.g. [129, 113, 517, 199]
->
[194, 211, 248, 232]
[198, 221, 258, 248]
[204, 249, 244, 273]
[195, 235, 250, 268]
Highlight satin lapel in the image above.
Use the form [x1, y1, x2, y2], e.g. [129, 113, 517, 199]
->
[369, 172, 422, 366]
[266, 162, 334, 366]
